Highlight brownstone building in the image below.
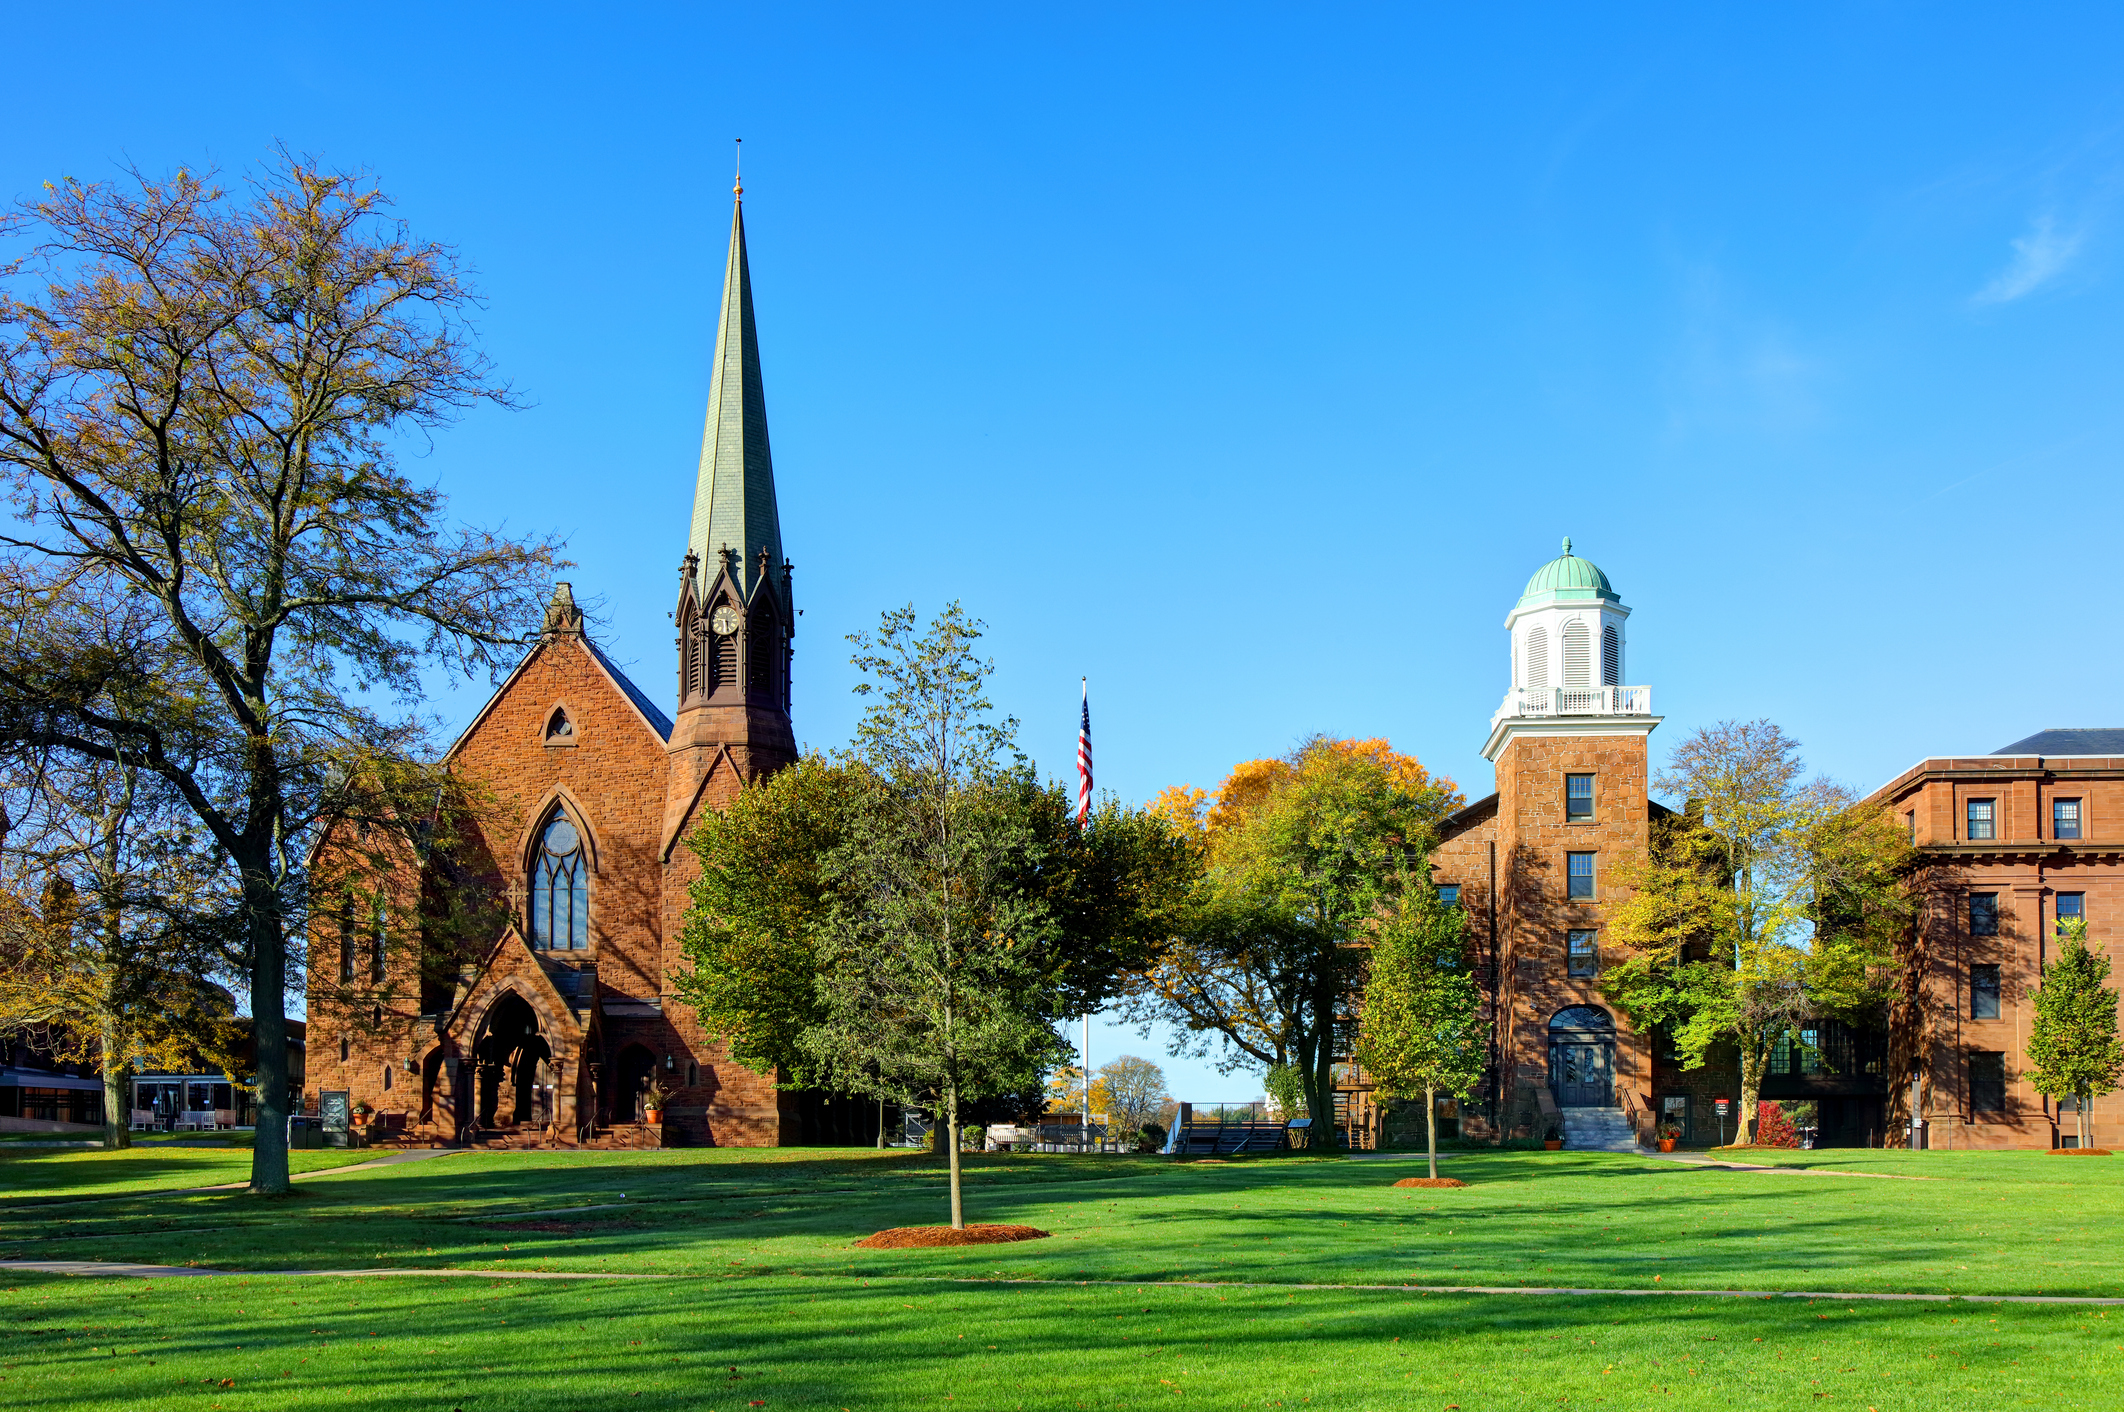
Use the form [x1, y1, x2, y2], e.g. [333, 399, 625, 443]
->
[1868, 729, 2124, 1150]
[307, 190, 817, 1148]
[1427, 543, 1737, 1149]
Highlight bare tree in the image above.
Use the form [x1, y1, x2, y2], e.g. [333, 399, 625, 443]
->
[0, 157, 563, 1192]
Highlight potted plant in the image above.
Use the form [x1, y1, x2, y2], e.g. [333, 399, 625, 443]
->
[1543, 1123, 1563, 1152]
[641, 1078, 671, 1124]
[1656, 1122, 1681, 1153]
[352, 1101, 375, 1127]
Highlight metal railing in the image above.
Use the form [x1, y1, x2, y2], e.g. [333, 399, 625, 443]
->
[1493, 685, 1651, 720]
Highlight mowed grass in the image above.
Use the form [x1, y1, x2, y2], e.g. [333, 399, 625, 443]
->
[5, 1271, 2120, 1412]
[0, 1146, 380, 1201]
[4, 1145, 2124, 1409]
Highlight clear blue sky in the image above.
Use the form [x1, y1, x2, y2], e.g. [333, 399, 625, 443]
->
[15, 6, 2122, 1100]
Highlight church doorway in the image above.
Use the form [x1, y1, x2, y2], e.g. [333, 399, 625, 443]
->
[473, 992, 552, 1128]
[1548, 1006, 1616, 1108]
[610, 1044, 657, 1123]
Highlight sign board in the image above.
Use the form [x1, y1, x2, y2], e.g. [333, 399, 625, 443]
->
[318, 1089, 351, 1134]
[1713, 1098, 1730, 1116]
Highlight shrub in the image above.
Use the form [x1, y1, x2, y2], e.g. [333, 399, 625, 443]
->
[1756, 1101, 1799, 1148]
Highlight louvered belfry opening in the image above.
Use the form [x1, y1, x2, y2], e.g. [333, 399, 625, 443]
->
[747, 604, 777, 693]
[1562, 620, 1592, 687]
[1601, 624, 1620, 686]
[711, 608, 739, 695]
[1524, 627, 1548, 690]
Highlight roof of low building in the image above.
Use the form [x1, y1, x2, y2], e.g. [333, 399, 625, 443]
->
[1516, 536, 1620, 610]
[1992, 728, 2124, 756]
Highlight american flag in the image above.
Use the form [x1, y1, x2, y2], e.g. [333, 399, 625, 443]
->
[1076, 678, 1093, 826]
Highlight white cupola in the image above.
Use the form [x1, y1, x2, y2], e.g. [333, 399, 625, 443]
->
[1483, 537, 1658, 760]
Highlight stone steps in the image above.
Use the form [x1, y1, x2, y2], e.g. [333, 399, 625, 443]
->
[1561, 1106, 1640, 1153]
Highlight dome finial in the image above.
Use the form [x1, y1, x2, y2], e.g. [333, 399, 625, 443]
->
[1562, 535, 1572, 556]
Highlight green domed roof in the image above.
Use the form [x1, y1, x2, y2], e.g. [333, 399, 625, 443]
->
[1516, 537, 1619, 609]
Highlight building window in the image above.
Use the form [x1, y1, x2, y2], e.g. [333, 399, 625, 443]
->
[339, 1036, 349, 1064]
[1436, 884, 1460, 907]
[1566, 774, 1594, 821]
[382, 1065, 393, 1092]
[1524, 627, 1548, 692]
[2054, 799, 2082, 840]
[1906, 811, 1916, 843]
[1562, 621, 1592, 687]
[1969, 893, 1999, 937]
[336, 899, 354, 982]
[1968, 1051, 2007, 1113]
[529, 812, 591, 950]
[1971, 963, 2001, 1020]
[1601, 624, 1620, 685]
[1967, 799, 1995, 840]
[369, 899, 387, 983]
[2057, 892, 2085, 935]
[1567, 852, 1595, 899]
[1567, 929, 1598, 977]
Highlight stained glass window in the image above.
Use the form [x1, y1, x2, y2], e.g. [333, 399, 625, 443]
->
[530, 813, 590, 950]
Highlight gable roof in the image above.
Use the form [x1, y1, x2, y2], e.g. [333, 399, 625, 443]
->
[1992, 728, 2124, 756]
[444, 632, 672, 763]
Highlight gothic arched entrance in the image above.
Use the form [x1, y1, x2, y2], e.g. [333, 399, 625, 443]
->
[473, 992, 552, 1128]
[1548, 1006, 1616, 1108]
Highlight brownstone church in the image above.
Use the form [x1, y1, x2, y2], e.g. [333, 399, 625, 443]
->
[309, 190, 808, 1148]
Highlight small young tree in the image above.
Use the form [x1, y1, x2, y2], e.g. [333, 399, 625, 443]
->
[1352, 891, 1485, 1180]
[2027, 918, 2124, 1150]
[1095, 1054, 1171, 1145]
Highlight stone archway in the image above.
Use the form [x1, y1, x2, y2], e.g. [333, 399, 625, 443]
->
[1548, 1005, 1616, 1108]
[473, 991, 552, 1128]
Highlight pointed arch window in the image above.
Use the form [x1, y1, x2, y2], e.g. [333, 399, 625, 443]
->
[1562, 621, 1592, 687]
[1601, 624, 1620, 686]
[529, 812, 590, 950]
[1524, 628, 1548, 692]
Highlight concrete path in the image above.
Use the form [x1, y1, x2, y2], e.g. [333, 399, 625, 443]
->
[0, 1260, 667, 1280]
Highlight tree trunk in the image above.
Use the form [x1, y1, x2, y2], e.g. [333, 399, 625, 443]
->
[1426, 1080, 1438, 1181]
[945, 1083, 964, 1230]
[101, 1050, 131, 1150]
[1736, 1040, 1766, 1146]
[2081, 1092, 2092, 1150]
[876, 1095, 885, 1149]
[244, 866, 292, 1196]
[1304, 976, 1339, 1152]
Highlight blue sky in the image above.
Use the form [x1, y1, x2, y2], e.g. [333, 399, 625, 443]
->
[14, 6, 2123, 1100]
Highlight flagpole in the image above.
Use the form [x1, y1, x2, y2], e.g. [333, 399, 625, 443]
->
[1076, 676, 1094, 1149]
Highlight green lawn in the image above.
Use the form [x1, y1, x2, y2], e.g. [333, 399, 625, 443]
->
[4, 1145, 2122, 1409]
[0, 1147, 376, 1202]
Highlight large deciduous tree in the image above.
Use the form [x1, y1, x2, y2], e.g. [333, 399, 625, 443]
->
[0, 159, 562, 1193]
[2027, 917, 2124, 1151]
[1353, 889, 1485, 1180]
[1599, 721, 1908, 1144]
[1127, 738, 1461, 1140]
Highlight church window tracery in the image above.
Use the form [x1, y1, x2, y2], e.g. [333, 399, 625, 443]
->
[529, 811, 590, 950]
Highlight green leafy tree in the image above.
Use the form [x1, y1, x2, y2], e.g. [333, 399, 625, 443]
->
[1094, 1053, 1171, 1146]
[2027, 918, 2124, 1150]
[1352, 890, 1485, 1179]
[1127, 738, 1460, 1142]
[1600, 722, 1909, 1143]
[0, 159, 564, 1193]
[677, 604, 1190, 1225]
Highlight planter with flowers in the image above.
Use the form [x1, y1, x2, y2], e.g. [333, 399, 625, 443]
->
[641, 1078, 671, 1125]
[1656, 1122, 1681, 1153]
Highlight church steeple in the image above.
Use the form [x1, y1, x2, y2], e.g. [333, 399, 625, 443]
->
[668, 178, 796, 796]
[686, 190, 785, 602]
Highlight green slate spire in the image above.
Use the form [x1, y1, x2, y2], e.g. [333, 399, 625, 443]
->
[687, 188, 784, 600]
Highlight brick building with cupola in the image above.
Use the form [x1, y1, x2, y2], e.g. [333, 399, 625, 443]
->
[307, 186, 827, 1148]
[1425, 542, 1745, 1150]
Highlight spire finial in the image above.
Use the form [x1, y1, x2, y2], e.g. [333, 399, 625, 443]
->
[1562, 535, 1572, 556]
[732, 137, 743, 199]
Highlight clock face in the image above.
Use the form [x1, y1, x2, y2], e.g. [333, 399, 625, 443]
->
[710, 605, 740, 636]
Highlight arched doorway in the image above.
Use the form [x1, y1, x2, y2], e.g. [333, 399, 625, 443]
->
[1548, 1006, 1616, 1108]
[473, 992, 552, 1128]
[610, 1043, 657, 1124]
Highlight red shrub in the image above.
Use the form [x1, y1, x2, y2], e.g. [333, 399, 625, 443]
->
[1756, 1101, 1800, 1148]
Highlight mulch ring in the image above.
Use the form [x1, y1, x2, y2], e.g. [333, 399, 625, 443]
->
[855, 1224, 1052, 1249]
[2048, 1148, 2114, 1156]
[1392, 1177, 1467, 1189]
